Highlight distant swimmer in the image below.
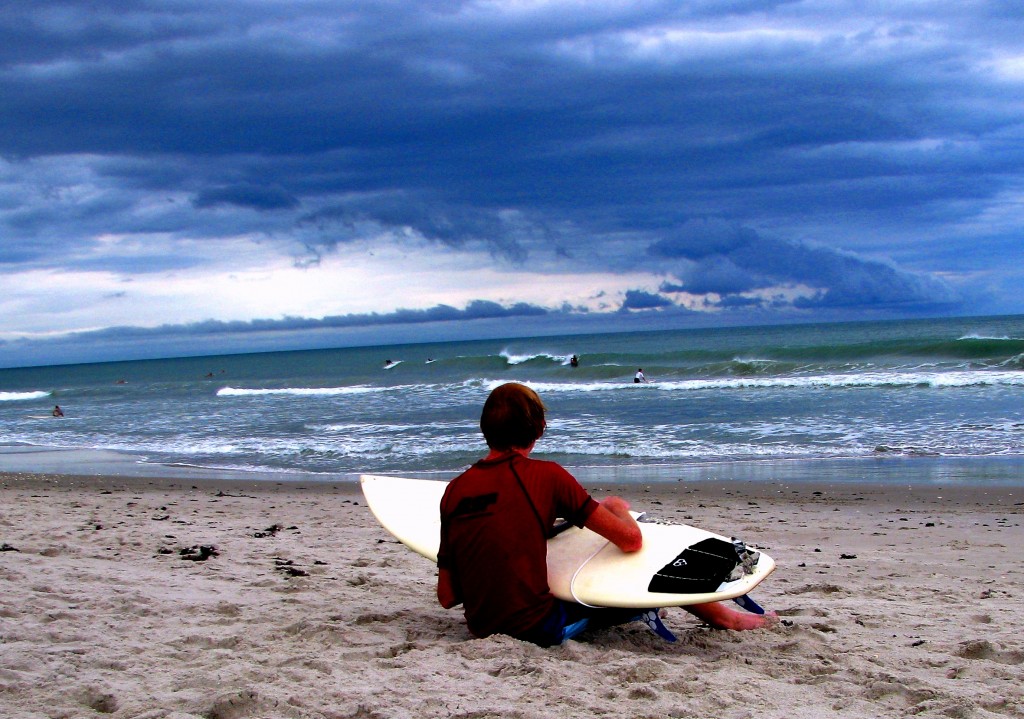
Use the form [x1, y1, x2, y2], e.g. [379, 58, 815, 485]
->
[52, 405, 64, 417]
[570, 355, 579, 368]
[633, 368, 648, 384]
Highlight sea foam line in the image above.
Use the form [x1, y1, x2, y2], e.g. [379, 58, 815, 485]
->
[653, 371, 1024, 390]
[500, 349, 572, 366]
[217, 385, 388, 397]
[217, 369, 1024, 400]
[0, 390, 51, 402]
[491, 371, 1024, 393]
[958, 333, 1016, 341]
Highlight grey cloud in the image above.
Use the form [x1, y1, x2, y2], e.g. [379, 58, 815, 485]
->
[63, 299, 549, 342]
[649, 220, 959, 310]
[791, 265, 959, 310]
[375, 300, 548, 325]
[714, 294, 764, 310]
[649, 223, 757, 261]
[620, 289, 674, 311]
[0, 0, 1021, 336]
[660, 257, 760, 296]
[193, 184, 299, 211]
[730, 236, 959, 309]
[0, 300, 547, 366]
[299, 197, 537, 263]
[0, 1, 196, 66]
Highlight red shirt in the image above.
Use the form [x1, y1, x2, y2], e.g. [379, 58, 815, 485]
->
[438, 453, 598, 639]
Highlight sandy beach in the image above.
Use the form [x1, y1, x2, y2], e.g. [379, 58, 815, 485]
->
[1, 471, 1022, 719]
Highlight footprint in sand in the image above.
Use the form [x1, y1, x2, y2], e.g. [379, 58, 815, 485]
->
[73, 685, 118, 714]
[202, 689, 280, 719]
[956, 639, 1024, 665]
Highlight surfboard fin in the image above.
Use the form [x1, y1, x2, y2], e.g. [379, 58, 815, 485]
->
[560, 618, 590, 642]
[635, 609, 677, 642]
[732, 594, 766, 615]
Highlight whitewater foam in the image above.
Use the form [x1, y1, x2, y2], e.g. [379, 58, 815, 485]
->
[499, 349, 572, 366]
[486, 371, 1024, 394]
[0, 391, 51, 402]
[217, 385, 387, 397]
[958, 333, 1015, 341]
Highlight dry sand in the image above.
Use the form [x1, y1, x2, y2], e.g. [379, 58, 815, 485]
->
[1, 472, 1022, 719]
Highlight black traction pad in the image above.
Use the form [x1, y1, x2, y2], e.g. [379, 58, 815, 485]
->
[648, 537, 740, 594]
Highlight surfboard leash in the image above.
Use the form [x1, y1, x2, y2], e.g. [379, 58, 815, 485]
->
[568, 540, 610, 608]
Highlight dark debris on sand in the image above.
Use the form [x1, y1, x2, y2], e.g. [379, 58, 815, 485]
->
[179, 545, 219, 561]
[254, 523, 297, 538]
[274, 558, 309, 577]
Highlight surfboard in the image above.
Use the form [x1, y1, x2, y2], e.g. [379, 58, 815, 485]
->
[360, 474, 775, 609]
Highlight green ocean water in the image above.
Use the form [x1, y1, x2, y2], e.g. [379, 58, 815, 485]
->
[2, 315, 1023, 483]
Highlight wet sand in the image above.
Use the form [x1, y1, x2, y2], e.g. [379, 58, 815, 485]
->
[1, 471, 1022, 718]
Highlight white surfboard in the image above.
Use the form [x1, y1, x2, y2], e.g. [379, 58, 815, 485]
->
[360, 474, 775, 609]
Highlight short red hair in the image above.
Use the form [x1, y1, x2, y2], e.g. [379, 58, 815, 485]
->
[480, 383, 546, 450]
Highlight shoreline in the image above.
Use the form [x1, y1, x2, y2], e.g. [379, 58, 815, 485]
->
[3, 468, 1023, 506]
[2, 468, 1023, 717]
[4, 442, 1024, 488]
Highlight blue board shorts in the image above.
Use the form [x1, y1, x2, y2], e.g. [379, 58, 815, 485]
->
[518, 600, 640, 647]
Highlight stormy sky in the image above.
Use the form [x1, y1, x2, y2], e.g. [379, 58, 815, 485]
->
[2, 1, 1023, 366]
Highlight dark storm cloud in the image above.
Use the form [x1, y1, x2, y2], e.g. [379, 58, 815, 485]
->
[2, 0, 1023, 337]
[193, 185, 300, 211]
[297, 196, 537, 262]
[40, 299, 550, 342]
[660, 256, 759, 296]
[715, 294, 765, 310]
[620, 289, 674, 311]
[650, 220, 959, 310]
[0, 298, 555, 366]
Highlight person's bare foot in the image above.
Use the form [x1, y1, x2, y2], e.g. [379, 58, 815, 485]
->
[684, 601, 778, 630]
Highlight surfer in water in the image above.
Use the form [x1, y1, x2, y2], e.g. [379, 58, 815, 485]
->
[634, 368, 648, 383]
[436, 382, 774, 647]
[52, 405, 64, 417]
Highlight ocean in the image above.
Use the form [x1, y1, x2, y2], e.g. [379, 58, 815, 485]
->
[2, 315, 1023, 485]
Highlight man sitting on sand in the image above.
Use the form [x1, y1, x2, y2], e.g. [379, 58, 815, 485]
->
[437, 382, 773, 646]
